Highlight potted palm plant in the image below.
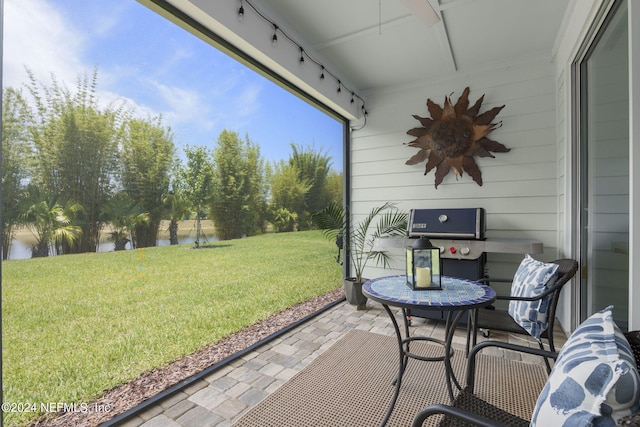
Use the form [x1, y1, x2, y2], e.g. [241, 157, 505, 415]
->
[312, 202, 407, 309]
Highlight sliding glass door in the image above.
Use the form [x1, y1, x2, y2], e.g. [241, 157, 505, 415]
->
[577, 1, 629, 328]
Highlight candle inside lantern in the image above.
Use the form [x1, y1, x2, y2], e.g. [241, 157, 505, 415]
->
[415, 267, 431, 287]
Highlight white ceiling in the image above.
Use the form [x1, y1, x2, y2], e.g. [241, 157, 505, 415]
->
[255, 0, 571, 92]
[154, 0, 571, 116]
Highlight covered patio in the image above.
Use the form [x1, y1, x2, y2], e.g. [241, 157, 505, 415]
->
[101, 0, 639, 425]
[135, 0, 640, 332]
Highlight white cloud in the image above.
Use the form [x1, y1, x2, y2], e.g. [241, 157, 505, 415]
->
[3, 0, 178, 124]
[1, 0, 271, 150]
[154, 80, 212, 125]
[3, 0, 86, 88]
[90, 3, 128, 38]
[234, 82, 262, 118]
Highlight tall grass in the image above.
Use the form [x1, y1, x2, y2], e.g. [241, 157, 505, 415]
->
[2, 231, 342, 426]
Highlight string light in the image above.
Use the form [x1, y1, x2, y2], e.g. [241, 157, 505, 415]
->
[237, 0, 244, 21]
[235, 0, 367, 119]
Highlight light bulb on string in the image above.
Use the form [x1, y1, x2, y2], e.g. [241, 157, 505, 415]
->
[237, 0, 244, 21]
[232, 0, 365, 127]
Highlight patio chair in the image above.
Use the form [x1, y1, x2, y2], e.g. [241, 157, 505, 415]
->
[413, 306, 640, 427]
[471, 258, 579, 372]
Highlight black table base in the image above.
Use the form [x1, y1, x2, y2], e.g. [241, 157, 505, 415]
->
[379, 305, 469, 427]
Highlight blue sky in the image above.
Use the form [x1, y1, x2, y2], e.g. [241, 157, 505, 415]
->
[2, 0, 344, 168]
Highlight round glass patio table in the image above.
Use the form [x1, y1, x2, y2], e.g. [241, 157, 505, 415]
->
[362, 275, 496, 427]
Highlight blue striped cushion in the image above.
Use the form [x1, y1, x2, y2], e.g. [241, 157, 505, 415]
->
[507, 255, 559, 341]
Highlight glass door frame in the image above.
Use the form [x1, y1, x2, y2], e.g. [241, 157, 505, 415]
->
[630, 0, 640, 330]
[571, 0, 640, 330]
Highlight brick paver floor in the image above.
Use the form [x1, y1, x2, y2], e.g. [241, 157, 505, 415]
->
[115, 300, 566, 427]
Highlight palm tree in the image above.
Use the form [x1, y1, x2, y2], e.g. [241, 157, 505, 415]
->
[312, 202, 407, 308]
[163, 191, 193, 245]
[102, 192, 150, 251]
[312, 202, 407, 283]
[18, 185, 83, 257]
[272, 207, 298, 232]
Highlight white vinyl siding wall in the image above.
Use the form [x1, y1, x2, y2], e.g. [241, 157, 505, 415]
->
[350, 59, 559, 298]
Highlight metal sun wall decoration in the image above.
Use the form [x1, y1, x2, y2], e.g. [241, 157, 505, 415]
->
[405, 87, 509, 188]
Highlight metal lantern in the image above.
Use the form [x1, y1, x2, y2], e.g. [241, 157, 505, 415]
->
[406, 236, 442, 290]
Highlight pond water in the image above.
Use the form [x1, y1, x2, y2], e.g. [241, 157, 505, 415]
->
[5, 235, 221, 260]
[5, 220, 218, 260]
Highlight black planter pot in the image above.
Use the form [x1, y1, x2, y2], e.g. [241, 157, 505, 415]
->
[343, 278, 368, 310]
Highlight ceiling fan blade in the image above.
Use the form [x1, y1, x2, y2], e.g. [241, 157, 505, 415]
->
[399, 0, 441, 27]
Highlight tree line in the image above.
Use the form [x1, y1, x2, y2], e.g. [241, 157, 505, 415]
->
[1, 69, 342, 259]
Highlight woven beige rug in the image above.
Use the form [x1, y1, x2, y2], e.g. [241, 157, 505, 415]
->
[232, 329, 547, 427]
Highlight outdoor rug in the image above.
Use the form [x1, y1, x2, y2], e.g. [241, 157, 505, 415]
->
[232, 329, 548, 426]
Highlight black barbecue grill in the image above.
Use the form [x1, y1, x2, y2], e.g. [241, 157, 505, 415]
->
[408, 208, 488, 281]
[384, 207, 543, 321]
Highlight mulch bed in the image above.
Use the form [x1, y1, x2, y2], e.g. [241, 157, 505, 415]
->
[29, 287, 345, 427]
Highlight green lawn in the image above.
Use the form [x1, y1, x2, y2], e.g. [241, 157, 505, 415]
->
[1, 231, 342, 426]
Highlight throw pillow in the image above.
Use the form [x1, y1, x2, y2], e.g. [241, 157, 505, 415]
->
[530, 306, 640, 426]
[507, 255, 559, 341]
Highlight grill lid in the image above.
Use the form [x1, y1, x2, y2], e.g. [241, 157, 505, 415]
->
[408, 208, 485, 240]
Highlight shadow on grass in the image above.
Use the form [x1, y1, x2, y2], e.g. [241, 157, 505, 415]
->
[189, 243, 232, 249]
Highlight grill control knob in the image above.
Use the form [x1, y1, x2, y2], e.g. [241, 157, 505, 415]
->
[460, 247, 470, 256]
[438, 214, 448, 223]
[439, 246, 445, 254]
[449, 247, 457, 254]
